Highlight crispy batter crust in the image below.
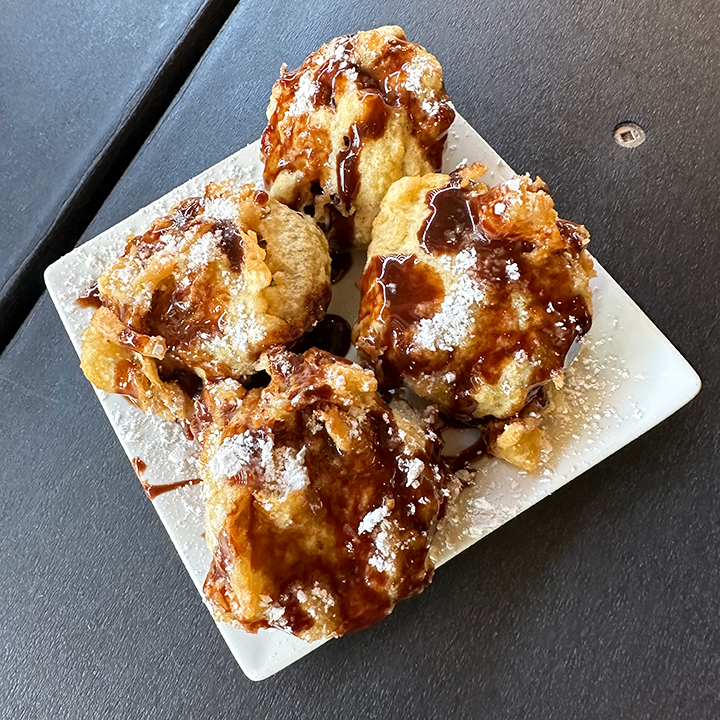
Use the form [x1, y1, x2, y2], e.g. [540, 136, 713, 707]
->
[353, 164, 595, 469]
[80, 181, 331, 423]
[261, 26, 455, 247]
[199, 348, 451, 640]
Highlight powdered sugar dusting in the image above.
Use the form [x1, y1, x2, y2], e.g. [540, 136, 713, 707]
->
[430, 267, 700, 566]
[358, 504, 390, 534]
[44, 118, 700, 680]
[203, 197, 237, 222]
[398, 455, 425, 489]
[403, 54, 434, 94]
[414, 248, 485, 352]
[310, 583, 335, 607]
[210, 429, 274, 479]
[187, 231, 222, 271]
[367, 521, 397, 573]
[277, 446, 309, 493]
[210, 430, 309, 497]
[209, 301, 267, 358]
[86, 390, 208, 581]
[288, 73, 319, 117]
[505, 261, 520, 281]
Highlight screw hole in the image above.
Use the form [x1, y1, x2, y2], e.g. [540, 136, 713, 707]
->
[614, 122, 646, 148]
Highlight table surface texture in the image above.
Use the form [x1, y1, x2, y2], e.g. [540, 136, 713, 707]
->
[0, 0, 236, 349]
[1, 0, 718, 717]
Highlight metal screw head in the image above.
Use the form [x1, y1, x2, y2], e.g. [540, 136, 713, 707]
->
[614, 122, 646, 148]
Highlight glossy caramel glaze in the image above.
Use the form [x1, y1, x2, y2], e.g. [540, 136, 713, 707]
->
[116, 359, 140, 404]
[253, 189, 269, 206]
[200, 348, 450, 640]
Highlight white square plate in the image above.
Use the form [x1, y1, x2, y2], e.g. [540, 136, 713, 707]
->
[45, 113, 701, 681]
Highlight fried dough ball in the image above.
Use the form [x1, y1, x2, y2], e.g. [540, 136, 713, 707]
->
[198, 348, 451, 640]
[261, 26, 455, 247]
[80, 182, 331, 423]
[353, 164, 595, 468]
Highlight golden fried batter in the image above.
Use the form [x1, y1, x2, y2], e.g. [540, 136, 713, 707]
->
[80, 182, 331, 423]
[261, 26, 455, 247]
[198, 348, 451, 640]
[354, 164, 595, 469]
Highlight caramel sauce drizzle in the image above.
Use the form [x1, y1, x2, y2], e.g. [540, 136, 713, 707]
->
[76, 282, 102, 309]
[141, 477, 202, 501]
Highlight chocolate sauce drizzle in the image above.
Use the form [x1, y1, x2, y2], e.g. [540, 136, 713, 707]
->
[132, 456, 202, 500]
[335, 97, 388, 210]
[203, 350, 448, 637]
[261, 30, 455, 244]
[419, 184, 477, 254]
[358, 254, 443, 385]
[142, 477, 203, 500]
[214, 219, 245, 271]
[358, 178, 592, 418]
[330, 251, 353, 284]
[77, 282, 101, 309]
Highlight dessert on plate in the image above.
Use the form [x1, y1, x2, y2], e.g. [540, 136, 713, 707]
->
[70, 27, 599, 646]
[80, 181, 331, 424]
[353, 163, 595, 469]
[198, 348, 452, 640]
[261, 25, 455, 247]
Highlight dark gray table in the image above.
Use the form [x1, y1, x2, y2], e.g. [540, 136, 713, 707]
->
[2, 0, 718, 717]
[0, 0, 236, 350]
